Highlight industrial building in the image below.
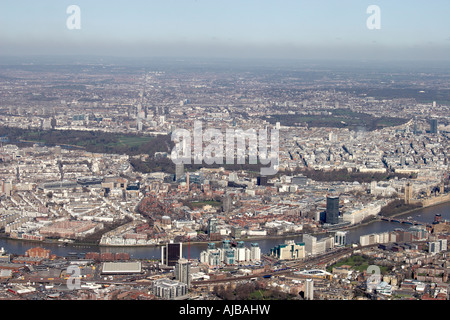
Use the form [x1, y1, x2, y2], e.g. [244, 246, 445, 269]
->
[294, 269, 333, 280]
[101, 261, 142, 274]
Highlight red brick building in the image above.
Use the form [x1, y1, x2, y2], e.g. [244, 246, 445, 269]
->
[25, 247, 52, 259]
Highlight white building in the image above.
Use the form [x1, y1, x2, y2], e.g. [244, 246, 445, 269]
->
[151, 279, 188, 299]
[376, 281, 392, 296]
[360, 232, 390, 246]
[428, 239, 447, 254]
[199, 241, 261, 266]
[335, 231, 348, 247]
[304, 234, 334, 256]
[305, 279, 314, 300]
[342, 202, 382, 225]
[250, 243, 261, 261]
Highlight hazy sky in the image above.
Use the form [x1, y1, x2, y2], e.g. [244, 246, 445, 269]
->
[1, 0, 449, 61]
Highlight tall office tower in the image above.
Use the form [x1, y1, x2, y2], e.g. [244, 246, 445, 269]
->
[303, 234, 317, 256]
[250, 243, 261, 261]
[430, 119, 438, 134]
[335, 231, 347, 247]
[404, 182, 413, 204]
[175, 163, 184, 181]
[305, 279, 314, 300]
[207, 217, 218, 235]
[222, 195, 232, 213]
[161, 242, 182, 267]
[326, 196, 340, 224]
[235, 241, 247, 262]
[175, 258, 191, 287]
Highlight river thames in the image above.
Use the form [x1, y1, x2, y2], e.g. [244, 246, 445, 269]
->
[1, 202, 448, 260]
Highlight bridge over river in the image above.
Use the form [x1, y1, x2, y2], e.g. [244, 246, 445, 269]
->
[379, 216, 431, 228]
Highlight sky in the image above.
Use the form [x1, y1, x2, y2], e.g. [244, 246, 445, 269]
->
[0, 0, 449, 61]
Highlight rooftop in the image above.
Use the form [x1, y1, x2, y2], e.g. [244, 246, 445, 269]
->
[101, 261, 142, 274]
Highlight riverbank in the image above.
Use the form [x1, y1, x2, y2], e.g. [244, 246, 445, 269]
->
[1, 198, 448, 251]
[0, 233, 106, 248]
[341, 196, 450, 232]
[2, 202, 449, 258]
[96, 231, 316, 248]
[387, 197, 450, 219]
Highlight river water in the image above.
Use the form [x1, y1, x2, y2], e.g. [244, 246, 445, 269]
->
[1, 202, 448, 260]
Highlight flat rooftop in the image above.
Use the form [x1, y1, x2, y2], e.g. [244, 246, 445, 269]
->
[101, 261, 142, 274]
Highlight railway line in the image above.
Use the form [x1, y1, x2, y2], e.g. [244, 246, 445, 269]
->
[192, 240, 429, 286]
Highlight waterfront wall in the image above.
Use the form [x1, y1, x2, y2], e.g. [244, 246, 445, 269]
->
[419, 193, 450, 208]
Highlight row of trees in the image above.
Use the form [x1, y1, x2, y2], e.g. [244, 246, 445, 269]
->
[379, 199, 421, 217]
[0, 126, 172, 157]
[289, 168, 415, 184]
[264, 108, 408, 131]
[213, 281, 296, 300]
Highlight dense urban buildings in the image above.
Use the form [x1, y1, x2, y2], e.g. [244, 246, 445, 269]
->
[0, 57, 448, 303]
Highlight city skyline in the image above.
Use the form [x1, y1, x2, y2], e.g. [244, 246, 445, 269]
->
[1, 0, 450, 61]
